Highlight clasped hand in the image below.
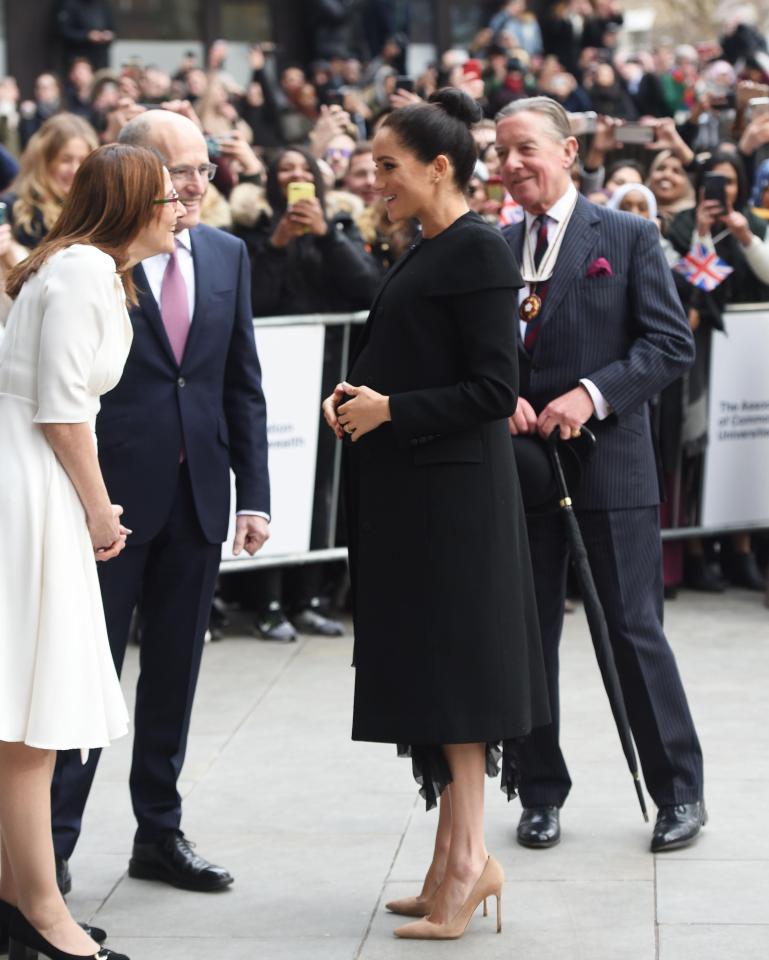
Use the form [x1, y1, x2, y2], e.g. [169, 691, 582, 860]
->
[89, 504, 131, 562]
[322, 382, 391, 443]
[508, 386, 595, 440]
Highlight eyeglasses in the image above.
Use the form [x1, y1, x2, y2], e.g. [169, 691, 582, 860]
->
[168, 163, 218, 182]
[153, 191, 181, 206]
[325, 147, 353, 159]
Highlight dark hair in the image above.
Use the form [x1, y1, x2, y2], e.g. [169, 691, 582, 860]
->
[699, 149, 749, 211]
[380, 87, 482, 190]
[6, 144, 164, 304]
[265, 146, 327, 218]
[605, 158, 646, 184]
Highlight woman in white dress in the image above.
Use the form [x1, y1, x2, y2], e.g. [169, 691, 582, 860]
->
[0, 143, 184, 960]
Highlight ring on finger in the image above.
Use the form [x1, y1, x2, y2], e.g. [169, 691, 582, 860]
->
[570, 427, 581, 438]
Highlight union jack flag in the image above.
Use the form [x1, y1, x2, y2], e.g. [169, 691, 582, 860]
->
[673, 243, 733, 292]
[499, 193, 524, 226]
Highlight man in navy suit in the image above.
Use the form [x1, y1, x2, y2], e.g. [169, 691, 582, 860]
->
[51, 111, 270, 891]
[496, 97, 705, 853]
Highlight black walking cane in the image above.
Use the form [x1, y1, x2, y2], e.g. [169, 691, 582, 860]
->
[547, 429, 649, 822]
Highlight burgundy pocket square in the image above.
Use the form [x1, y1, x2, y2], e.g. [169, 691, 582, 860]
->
[586, 258, 613, 278]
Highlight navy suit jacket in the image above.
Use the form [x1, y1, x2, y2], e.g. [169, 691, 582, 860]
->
[503, 195, 694, 511]
[96, 224, 269, 544]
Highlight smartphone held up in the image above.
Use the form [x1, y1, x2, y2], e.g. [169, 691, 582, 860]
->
[702, 172, 728, 209]
[287, 181, 316, 234]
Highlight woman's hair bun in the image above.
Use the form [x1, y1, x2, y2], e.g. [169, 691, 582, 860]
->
[428, 87, 483, 127]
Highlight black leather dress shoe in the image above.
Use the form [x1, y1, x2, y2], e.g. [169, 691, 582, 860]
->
[728, 552, 767, 591]
[128, 832, 234, 892]
[683, 555, 725, 592]
[55, 856, 72, 896]
[651, 802, 707, 852]
[517, 806, 561, 848]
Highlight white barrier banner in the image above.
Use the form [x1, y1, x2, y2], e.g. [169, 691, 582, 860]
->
[222, 324, 325, 560]
[702, 308, 769, 528]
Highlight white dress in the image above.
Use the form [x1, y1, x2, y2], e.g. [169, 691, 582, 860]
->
[0, 244, 131, 751]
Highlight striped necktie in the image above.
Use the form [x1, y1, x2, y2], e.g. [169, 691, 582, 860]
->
[524, 215, 550, 352]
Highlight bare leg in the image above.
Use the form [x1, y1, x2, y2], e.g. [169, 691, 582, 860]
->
[733, 532, 751, 554]
[385, 786, 452, 913]
[420, 786, 452, 897]
[427, 742, 488, 925]
[0, 741, 97, 954]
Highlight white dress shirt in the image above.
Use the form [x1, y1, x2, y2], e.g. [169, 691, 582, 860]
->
[142, 230, 268, 522]
[517, 183, 611, 420]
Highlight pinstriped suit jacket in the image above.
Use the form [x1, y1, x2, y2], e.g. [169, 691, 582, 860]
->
[503, 194, 694, 511]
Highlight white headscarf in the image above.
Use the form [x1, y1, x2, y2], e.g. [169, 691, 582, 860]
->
[606, 182, 658, 220]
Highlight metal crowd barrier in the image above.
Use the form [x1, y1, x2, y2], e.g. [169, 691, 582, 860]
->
[219, 303, 769, 572]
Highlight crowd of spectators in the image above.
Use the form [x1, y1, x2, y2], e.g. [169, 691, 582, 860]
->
[1, 0, 768, 623]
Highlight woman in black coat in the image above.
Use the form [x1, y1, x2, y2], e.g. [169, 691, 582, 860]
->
[322, 89, 549, 941]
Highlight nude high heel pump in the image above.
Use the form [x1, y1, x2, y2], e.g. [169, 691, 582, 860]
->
[385, 892, 436, 918]
[394, 855, 504, 940]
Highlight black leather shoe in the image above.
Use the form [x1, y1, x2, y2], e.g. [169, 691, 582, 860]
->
[683, 555, 725, 592]
[651, 802, 707, 852]
[128, 832, 233, 892]
[728, 552, 766, 591]
[517, 806, 561, 848]
[55, 857, 72, 897]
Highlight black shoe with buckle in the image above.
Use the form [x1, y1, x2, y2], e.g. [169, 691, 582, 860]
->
[651, 802, 707, 852]
[128, 832, 234, 892]
[7, 903, 127, 959]
[0, 898, 106, 956]
[516, 806, 561, 848]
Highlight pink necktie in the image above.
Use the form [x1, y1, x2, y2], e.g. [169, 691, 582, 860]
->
[160, 242, 190, 364]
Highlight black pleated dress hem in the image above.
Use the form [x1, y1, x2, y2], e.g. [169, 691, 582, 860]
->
[396, 740, 522, 812]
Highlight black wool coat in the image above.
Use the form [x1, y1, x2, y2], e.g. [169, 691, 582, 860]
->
[344, 212, 550, 747]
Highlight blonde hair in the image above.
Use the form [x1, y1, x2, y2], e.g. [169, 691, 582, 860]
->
[7, 143, 165, 305]
[196, 74, 252, 142]
[10, 113, 98, 242]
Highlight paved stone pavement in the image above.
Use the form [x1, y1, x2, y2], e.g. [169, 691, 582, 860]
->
[65, 588, 769, 960]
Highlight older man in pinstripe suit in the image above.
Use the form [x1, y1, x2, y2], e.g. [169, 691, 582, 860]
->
[496, 97, 706, 853]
